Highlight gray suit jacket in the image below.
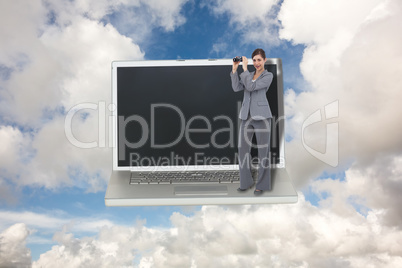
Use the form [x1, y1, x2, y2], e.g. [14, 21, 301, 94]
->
[230, 69, 273, 120]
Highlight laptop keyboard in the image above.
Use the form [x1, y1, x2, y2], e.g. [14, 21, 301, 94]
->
[130, 170, 257, 185]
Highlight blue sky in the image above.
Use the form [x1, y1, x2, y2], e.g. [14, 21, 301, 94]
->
[1, 0, 402, 267]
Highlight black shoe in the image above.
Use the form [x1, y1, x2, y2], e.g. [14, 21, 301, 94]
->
[254, 189, 263, 196]
[237, 185, 253, 192]
[237, 187, 248, 192]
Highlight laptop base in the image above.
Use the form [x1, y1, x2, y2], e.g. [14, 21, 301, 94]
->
[105, 168, 298, 206]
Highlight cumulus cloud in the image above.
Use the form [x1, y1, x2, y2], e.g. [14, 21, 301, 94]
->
[0, 0, 144, 127]
[27, 194, 402, 267]
[0, 223, 32, 267]
[0, 0, 46, 68]
[0, 126, 34, 204]
[1, 193, 401, 267]
[278, 0, 402, 190]
[279, 0, 383, 46]
[0, 126, 31, 175]
[32, 223, 159, 268]
[0, 210, 119, 264]
[0, 0, 187, 193]
[311, 154, 402, 227]
[142, 0, 187, 31]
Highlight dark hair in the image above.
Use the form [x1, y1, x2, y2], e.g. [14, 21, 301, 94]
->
[252, 48, 266, 59]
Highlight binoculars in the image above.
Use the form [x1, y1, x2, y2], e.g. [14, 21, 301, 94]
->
[233, 56, 242, 62]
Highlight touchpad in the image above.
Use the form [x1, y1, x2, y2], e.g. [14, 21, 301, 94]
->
[174, 185, 228, 196]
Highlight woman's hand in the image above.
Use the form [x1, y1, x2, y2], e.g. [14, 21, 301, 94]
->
[232, 60, 240, 73]
[242, 56, 248, 71]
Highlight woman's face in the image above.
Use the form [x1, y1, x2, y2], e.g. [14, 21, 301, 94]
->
[252, 54, 266, 72]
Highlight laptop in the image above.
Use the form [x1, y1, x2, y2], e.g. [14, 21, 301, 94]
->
[105, 58, 297, 206]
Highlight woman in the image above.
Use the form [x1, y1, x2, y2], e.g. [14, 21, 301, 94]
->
[230, 48, 273, 195]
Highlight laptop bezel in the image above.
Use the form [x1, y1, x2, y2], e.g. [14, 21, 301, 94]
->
[111, 58, 285, 172]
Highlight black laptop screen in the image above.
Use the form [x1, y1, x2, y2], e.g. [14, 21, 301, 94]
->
[116, 63, 280, 167]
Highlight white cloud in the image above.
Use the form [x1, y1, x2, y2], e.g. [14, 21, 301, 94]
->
[279, 0, 383, 46]
[0, 210, 116, 235]
[19, 194, 400, 267]
[0, 223, 32, 267]
[277, 0, 402, 190]
[96, 0, 188, 45]
[278, 0, 402, 260]
[0, 0, 46, 68]
[0, 0, 51, 126]
[0, 126, 29, 174]
[142, 0, 187, 31]
[0, 0, 187, 192]
[205, 0, 279, 25]
[0, 9, 143, 126]
[204, 0, 281, 50]
[32, 224, 161, 268]
[311, 154, 402, 227]
[2, 182, 402, 267]
[0, 13, 140, 189]
[42, 0, 188, 35]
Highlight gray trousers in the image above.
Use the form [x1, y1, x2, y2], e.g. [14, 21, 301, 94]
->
[238, 117, 272, 190]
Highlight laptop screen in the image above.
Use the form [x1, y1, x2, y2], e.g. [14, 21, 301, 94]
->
[113, 59, 284, 170]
